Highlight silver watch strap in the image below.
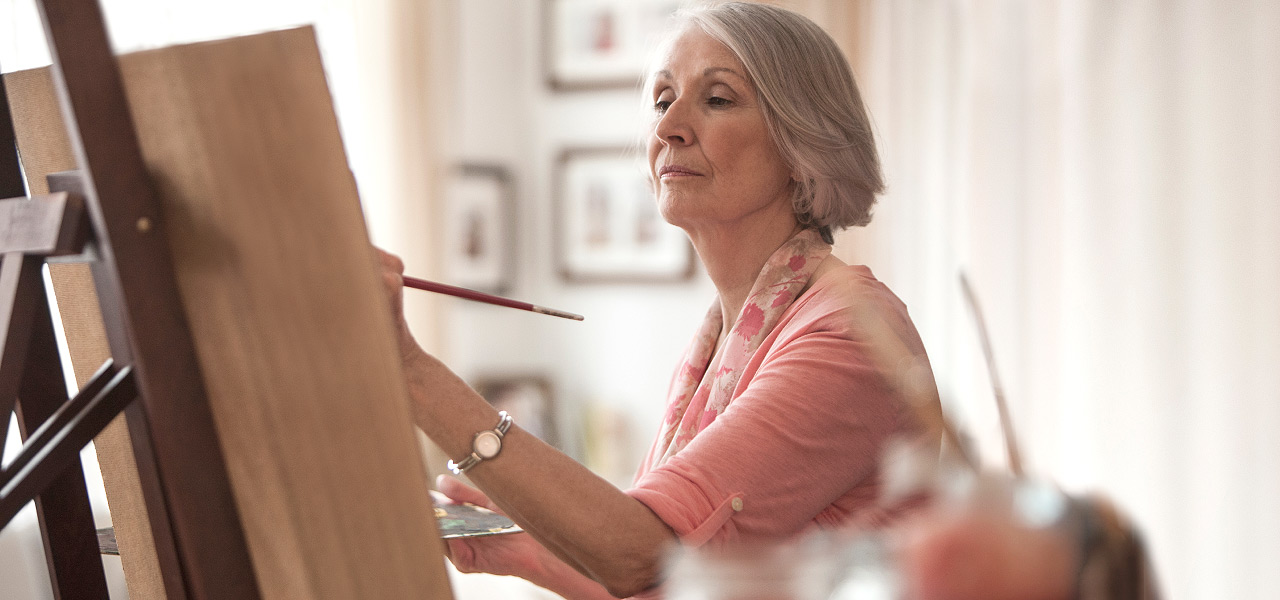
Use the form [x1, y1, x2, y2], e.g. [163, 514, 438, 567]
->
[447, 411, 513, 475]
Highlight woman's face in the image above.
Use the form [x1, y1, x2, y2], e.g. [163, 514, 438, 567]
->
[646, 26, 794, 235]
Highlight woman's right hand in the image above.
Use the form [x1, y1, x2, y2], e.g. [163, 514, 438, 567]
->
[374, 248, 418, 361]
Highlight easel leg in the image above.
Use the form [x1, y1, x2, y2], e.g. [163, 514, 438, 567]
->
[14, 261, 109, 599]
[1, 69, 27, 199]
[1, 34, 29, 449]
[1, 253, 43, 462]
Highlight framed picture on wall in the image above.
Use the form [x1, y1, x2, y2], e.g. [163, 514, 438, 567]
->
[554, 147, 694, 283]
[441, 164, 515, 294]
[473, 376, 559, 449]
[544, 0, 685, 90]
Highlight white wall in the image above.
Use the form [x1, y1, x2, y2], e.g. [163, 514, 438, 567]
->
[438, 0, 715, 482]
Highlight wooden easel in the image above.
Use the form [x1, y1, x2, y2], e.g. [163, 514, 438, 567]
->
[2, 1, 454, 599]
[1, 0, 262, 598]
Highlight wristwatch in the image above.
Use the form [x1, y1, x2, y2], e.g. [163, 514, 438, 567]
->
[447, 411, 513, 475]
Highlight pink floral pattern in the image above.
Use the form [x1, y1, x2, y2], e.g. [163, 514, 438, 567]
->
[650, 229, 831, 468]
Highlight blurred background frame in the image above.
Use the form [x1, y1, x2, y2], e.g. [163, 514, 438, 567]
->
[554, 146, 695, 283]
[543, 0, 684, 90]
[473, 375, 560, 449]
[441, 163, 516, 294]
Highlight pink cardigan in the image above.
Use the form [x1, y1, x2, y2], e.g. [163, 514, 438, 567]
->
[627, 265, 936, 547]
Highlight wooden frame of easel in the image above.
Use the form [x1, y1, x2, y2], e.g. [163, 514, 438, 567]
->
[1, 0, 262, 597]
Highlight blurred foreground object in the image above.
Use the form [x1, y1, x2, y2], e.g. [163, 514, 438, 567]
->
[892, 448, 1159, 600]
[663, 450, 1159, 600]
[665, 534, 898, 600]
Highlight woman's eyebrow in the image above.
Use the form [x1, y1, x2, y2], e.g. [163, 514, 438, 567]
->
[704, 66, 746, 81]
[652, 67, 747, 81]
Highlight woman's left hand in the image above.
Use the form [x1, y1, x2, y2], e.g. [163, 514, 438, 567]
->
[436, 475, 547, 580]
[437, 476, 620, 600]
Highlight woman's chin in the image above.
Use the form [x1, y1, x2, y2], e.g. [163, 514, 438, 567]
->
[657, 201, 688, 229]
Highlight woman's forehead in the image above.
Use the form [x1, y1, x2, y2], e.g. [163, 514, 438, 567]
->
[650, 26, 744, 80]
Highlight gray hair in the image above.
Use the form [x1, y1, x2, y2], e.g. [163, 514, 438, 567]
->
[671, 2, 883, 239]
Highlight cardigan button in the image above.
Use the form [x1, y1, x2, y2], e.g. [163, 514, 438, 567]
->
[731, 497, 744, 512]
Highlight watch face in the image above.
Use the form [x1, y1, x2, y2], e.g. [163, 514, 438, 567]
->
[475, 431, 502, 459]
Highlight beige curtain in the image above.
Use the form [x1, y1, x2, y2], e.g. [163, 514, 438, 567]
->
[332, 0, 453, 353]
[821, 1, 1279, 598]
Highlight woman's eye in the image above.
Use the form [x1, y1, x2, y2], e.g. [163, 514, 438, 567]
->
[707, 96, 732, 107]
[654, 99, 672, 112]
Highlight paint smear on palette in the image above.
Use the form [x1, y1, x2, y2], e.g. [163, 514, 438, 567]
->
[430, 490, 523, 539]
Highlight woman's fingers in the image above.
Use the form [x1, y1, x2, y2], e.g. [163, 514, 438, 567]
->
[375, 249, 405, 298]
[443, 533, 542, 579]
[436, 474, 502, 513]
[445, 538, 479, 573]
[377, 247, 405, 274]
[373, 246, 419, 355]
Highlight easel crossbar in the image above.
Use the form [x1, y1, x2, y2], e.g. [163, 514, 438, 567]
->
[1, 358, 118, 487]
[0, 364, 135, 526]
[0, 192, 89, 256]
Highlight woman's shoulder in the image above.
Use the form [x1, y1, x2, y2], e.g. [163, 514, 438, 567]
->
[800, 264, 904, 311]
[783, 264, 915, 338]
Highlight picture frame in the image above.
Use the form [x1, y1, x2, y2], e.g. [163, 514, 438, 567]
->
[544, 0, 686, 90]
[473, 376, 558, 449]
[441, 164, 515, 294]
[554, 147, 695, 283]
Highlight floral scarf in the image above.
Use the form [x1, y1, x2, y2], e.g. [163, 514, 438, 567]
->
[650, 228, 832, 469]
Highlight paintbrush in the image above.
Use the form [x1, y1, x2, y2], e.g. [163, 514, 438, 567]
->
[402, 275, 584, 321]
[959, 271, 1023, 477]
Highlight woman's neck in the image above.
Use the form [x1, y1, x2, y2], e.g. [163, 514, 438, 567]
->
[686, 216, 805, 333]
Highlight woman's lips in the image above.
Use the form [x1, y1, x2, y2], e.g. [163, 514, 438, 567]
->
[658, 165, 702, 178]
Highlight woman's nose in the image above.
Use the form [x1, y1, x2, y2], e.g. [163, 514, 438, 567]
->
[654, 100, 693, 146]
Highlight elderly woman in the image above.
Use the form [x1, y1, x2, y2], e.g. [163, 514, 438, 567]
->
[379, 3, 938, 598]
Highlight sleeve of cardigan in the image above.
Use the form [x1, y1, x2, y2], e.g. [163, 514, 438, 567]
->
[625, 304, 913, 547]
